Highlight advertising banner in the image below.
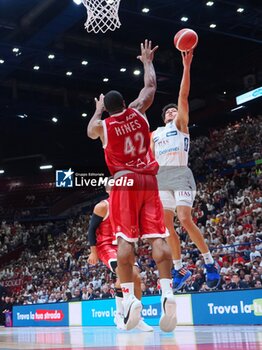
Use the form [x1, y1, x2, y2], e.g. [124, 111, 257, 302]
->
[13, 303, 69, 327]
[82, 294, 193, 326]
[192, 289, 262, 325]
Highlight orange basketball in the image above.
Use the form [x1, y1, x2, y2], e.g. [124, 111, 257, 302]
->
[174, 28, 198, 51]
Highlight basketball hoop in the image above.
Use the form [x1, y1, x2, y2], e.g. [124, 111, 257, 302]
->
[82, 0, 121, 34]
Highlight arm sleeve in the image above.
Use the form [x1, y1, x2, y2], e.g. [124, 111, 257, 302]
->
[88, 213, 104, 246]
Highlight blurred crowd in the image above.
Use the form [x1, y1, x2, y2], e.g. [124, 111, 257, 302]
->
[0, 115, 261, 309]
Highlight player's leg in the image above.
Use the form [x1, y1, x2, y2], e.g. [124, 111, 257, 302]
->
[132, 266, 153, 332]
[110, 175, 142, 330]
[140, 175, 177, 332]
[176, 198, 220, 288]
[160, 191, 191, 291]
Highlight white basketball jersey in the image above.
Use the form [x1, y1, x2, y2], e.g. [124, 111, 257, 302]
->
[153, 120, 190, 166]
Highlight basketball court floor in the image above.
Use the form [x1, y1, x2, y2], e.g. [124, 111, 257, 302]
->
[0, 325, 261, 350]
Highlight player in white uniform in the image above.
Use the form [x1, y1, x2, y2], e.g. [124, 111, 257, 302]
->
[151, 50, 220, 290]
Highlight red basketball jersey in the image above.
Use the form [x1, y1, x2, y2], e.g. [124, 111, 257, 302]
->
[103, 108, 158, 175]
[96, 200, 114, 247]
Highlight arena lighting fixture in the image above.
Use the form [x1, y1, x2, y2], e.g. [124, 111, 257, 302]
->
[0, 59, 4, 64]
[12, 48, 19, 52]
[181, 17, 188, 22]
[73, 0, 82, 5]
[0, 170, 4, 174]
[231, 105, 245, 112]
[82, 60, 88, 65]
[52, 117, 58, 123]
[120, 68, 126, 72]
[40, 165, 53, 170]
[103, 78, 109, 82]
[17, 114, 28, 119]
[142, 8, 150, 13]
[224, 91, 227, 95]
[33, 65, 40, 70]
[48, 54, 55, 59]
[206, 1, 214, 6]
[66, 71, 72, 76]
[237, 8, 244, 13]
[82, 113, 87, 117]
[133, 69, 141, 76]
[210, 23, 216, 28]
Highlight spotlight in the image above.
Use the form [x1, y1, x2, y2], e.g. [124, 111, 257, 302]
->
[0, 59, 4, 64]
[73, 0, 82, 5]
[206, 1, 214, 6]
[82, 113, 87, 117]
[120, 68, 126, 72]
[133, 70, 141, 76]
[66, 71, 72, 76]
[210, 23, 216, 28]
[13, 48, 19, 53]
[181, 17, 188, 22]
[52, 117, 58, 123]
[48, 54, 55, 59]
[0, 170, 5, 174]
[142, 8, 150, 13]
[33, 66, 40, 70]
[237, 8, 244, 13]
[40, 165, 53, 170]
[103, 78, 109, 82]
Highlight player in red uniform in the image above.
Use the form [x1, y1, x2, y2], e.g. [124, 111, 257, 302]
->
[87, 40, 177, 332]
[87, 194, 153, 332]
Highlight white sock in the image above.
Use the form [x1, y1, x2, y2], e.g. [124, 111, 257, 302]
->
[202, 252, 214, 265]
[115, 296, 124, 315]
[120, 282, 134, 300]
[160, 278, 173, 296]
[173, 259, 183, 271]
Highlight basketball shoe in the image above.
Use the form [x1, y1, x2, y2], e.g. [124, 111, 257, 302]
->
[122, 295, 142, 330]
[204, 262, 221, 289]
[136, 319, 153, 332]
[172, 267, 192, 291]
[159, 292, 177, 332]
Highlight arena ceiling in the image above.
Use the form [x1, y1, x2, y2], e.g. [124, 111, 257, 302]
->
[0, 0, 261, 176]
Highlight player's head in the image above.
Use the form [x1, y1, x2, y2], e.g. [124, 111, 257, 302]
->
[162, 103, 178, 124]
[104, 90, 125, 115]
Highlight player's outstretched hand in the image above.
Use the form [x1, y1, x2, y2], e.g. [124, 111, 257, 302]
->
[87, 252, 99, 265]
[181, 49, 193, 68]
[137, 39, 158, 64]
[95, 93, 105, 113]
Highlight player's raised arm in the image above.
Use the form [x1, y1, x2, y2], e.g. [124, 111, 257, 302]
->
[129, 39, 158, 114]
[176, 50, 193, 132]
[87, 93, 105, 141]
[87, 200, 108, 265]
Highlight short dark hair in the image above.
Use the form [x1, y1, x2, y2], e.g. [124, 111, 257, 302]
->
[161, 103, 178, 121]
[104, 90, 124, 114]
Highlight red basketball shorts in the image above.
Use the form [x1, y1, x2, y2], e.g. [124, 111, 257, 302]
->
[110, 172, 169, 242]
[97, 244, 117, 272]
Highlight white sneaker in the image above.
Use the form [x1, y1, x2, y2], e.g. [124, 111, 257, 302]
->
[135, 319, 154, 332]
[123, 295, 142, 330]
[114, 312, 126, 330]
[159, 293, 177, 332]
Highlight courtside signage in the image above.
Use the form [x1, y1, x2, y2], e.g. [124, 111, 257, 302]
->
[13, 303, 69, 327]
[82, 295, 193, 326]
[192, 289, 262, 325]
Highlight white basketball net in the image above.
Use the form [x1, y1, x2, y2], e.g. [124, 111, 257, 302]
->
[82, 0, 121, 34]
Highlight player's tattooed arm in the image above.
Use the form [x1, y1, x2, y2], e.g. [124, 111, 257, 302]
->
[129, 40, 158, 114]
[87, 93, 104, 141]
[87, 200, 108, 265]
